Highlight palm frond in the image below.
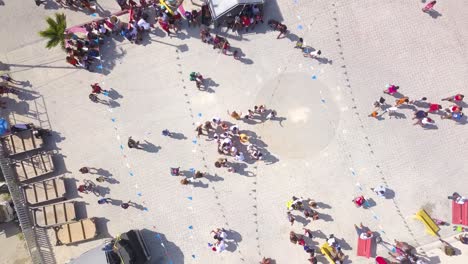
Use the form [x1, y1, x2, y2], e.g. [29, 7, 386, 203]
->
[38, 13, 67, 50]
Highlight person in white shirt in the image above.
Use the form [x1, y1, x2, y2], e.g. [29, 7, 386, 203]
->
[137, 18, 151, 30]
[235, 152, 245, 161]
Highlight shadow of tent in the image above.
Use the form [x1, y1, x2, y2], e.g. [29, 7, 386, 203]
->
[140, 229, 184, 264]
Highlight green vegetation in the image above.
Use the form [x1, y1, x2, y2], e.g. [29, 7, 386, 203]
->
[38, 13, 67, 49]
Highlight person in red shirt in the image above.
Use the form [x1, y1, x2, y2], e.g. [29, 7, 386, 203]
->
[90, 83, 108, 94]
[448, 105, 462, 113]
[442, 94, 464, 102]
[353, 195, 366, 207]
[66, 56, 79, 67]
[428, 103, 442, 112]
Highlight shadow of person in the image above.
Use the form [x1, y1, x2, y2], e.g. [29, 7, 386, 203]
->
[389, 112, 406, 119]
[294, 215, 311, 226]
[271, 116, 287, 127]
[19, 80, 32, 87]
[428, 10, 442, 19]
[239, 57, 254, 64]
[315, 202, 332, 209]
[128, 201, 147, 211]
[318, 212, 334, 222]
[192, 180, 209, 188]
[169, 132, 187, 140]
[225, 229, 243, 243]
[108, 99, 120, 108]
[141, 140, 162, 153]
[96, 168, 113, 178]
[316, 57, 333, 65]
[204, 173, 224, 182]
[17, 91, 39, 101]
[43, 0, 60, 10]
[106, 88, 123, 100]
[105, 177, 120, 184]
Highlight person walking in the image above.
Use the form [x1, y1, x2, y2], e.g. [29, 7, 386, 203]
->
[128, 136, 141, 149]
[90, 83, 108, 94]
[89, 93, 107, 104]
[422, 1, 437, 12]
[98, 198, 112, 204]
[162, 129, 172, 137]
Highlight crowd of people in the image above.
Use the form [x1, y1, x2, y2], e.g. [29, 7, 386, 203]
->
[26, 0, 467, 263]
[368, 85, 464, 127]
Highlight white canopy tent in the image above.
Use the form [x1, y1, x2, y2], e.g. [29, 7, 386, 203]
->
[207, 0, 264, 20]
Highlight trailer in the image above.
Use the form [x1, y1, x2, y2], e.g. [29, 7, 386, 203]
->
[14, 152, 54, 182]
[31, 201, 76, 227]
[54, 218, 98, 245]
[23, 177, 66, 205]
[1, 129, 44, 156]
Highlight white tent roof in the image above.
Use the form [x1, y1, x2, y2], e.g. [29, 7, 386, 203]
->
[207, 0, 264, 20]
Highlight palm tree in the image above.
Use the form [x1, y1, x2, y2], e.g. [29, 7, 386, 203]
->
[38, 13, 67, 49]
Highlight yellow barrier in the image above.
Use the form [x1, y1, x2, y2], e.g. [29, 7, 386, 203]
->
[415, 209, 440, 236]
[320, 242, 335, 263]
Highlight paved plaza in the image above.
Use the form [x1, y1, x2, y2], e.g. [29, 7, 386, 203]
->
[0, 0, 467, 263]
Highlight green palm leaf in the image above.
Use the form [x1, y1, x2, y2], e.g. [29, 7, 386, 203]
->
[38, 13, 67, 50]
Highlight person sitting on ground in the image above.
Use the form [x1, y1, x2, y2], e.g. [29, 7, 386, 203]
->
[260, 257, 271, 264]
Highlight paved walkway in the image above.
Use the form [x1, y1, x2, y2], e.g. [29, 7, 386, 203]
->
[0, 0, 467, 263]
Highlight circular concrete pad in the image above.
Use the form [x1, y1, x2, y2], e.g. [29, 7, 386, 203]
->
[256, 73, 339, 159]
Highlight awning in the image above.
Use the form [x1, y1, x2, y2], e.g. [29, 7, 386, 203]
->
[207, 0, 264, 20]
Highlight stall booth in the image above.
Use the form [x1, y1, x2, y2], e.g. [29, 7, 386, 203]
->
[207, 0, 264, 25]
